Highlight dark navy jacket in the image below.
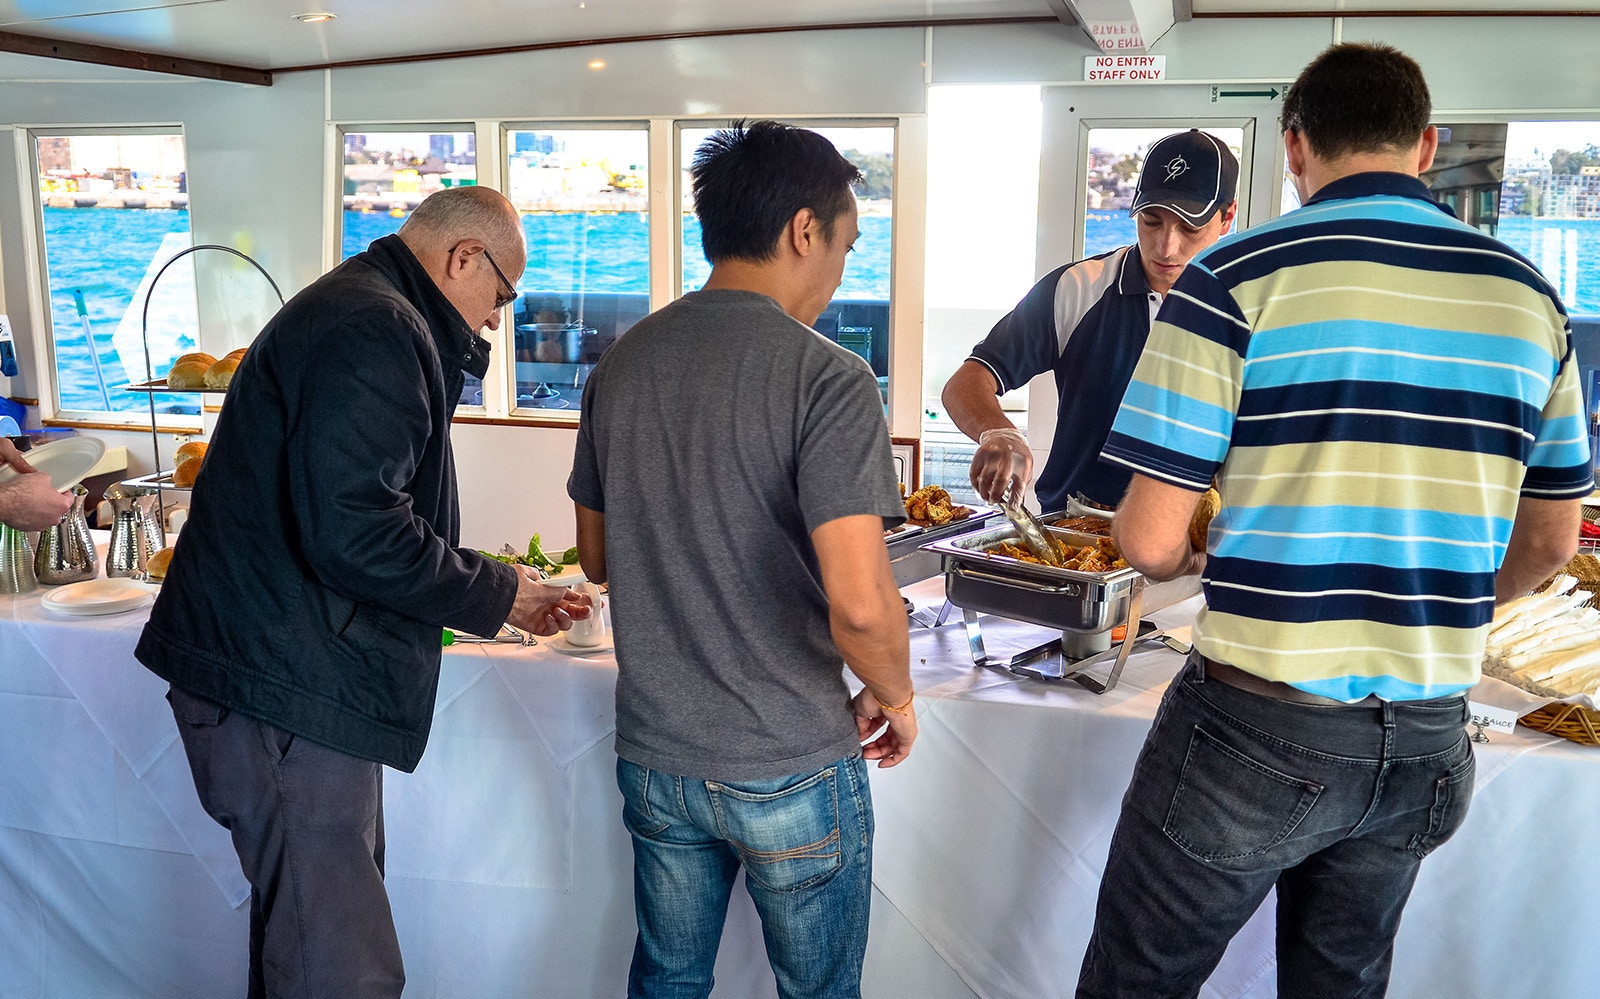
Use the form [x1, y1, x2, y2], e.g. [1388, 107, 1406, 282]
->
[136, 235, 517, 771]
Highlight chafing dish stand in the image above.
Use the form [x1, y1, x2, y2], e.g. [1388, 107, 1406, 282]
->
[955, 575, 1150, 693]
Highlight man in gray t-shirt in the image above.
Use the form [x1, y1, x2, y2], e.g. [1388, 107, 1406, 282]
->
[568, 120, 916, 999]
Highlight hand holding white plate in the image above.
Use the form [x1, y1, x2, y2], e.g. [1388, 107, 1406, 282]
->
[0, 437, 107, 492]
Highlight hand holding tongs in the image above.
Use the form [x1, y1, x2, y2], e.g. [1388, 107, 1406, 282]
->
[1000, 484, 1064, 567]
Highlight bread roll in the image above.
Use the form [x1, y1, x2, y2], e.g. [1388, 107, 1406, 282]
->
[1189, 487, 1220, 551]
[173, 351, 217, 369]
[167, 359, 212, 389]
[172, 441, 208, 488]
[225, 347, 248, 361]
[203, 355, 239, 389]
[145, 547, 175, 581]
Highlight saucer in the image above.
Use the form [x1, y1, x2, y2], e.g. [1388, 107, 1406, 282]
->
[550, 633, 613, 655]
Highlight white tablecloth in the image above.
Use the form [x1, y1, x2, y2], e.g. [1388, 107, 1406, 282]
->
[3, 578, 1597, 998]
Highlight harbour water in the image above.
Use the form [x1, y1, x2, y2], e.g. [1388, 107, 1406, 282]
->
[39, 207, 1600, 414]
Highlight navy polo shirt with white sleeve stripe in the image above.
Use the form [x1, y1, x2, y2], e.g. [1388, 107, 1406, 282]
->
[966, 244, 1160, 509]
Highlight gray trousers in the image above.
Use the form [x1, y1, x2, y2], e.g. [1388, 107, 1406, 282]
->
[167, 684, 404, 999]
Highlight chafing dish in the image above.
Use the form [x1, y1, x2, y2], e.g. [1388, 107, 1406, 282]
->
[921, 520, 1200, 692]
[887, 508, 999, 587]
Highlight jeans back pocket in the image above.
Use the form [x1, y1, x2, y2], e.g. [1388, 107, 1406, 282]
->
[1408, 739, 1475, 858]
[707, 767, 841, 893]
[1165, 725, 1324, 863]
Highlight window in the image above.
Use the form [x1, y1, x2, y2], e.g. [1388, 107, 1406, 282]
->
[1083, 126, 1246, 255]
[340, 128, 479, 403]
[678, 122, 895, 406]
[921, 86, 1042, 504]
[33, 130, 198, 420]
[502, 126, 650, 414]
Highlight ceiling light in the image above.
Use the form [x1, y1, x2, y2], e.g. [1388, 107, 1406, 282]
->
[293, 12, 336, 23]
[588, 59, 606, 70]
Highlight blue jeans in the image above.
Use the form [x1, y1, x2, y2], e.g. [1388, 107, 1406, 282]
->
[1076, 655, 1475, 999]
[616, 754, 874, 999]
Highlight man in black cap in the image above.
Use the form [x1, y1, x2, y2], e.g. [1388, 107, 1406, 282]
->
[942, 129, 1239, 510]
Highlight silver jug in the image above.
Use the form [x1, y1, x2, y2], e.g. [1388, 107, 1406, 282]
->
[136, 491, 166, 558]
[106, 484, 160, 577]
[34, 484, 97, 585]
[0, 523, 37, 595]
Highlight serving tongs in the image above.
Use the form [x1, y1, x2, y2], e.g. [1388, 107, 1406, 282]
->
[1000, 487, 1063, 567]
[1062, 492, 1116, 522]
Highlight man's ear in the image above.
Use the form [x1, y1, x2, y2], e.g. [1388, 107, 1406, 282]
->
[1283, 128, 1307, 179]
[1218, 201, 1239, 229]
[787, 208, 818, 258]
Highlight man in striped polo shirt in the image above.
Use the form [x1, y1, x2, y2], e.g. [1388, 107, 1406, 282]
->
[1077, 44, 1590, 998]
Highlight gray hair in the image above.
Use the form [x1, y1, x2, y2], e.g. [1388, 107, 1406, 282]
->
[399, 186, 524, 258]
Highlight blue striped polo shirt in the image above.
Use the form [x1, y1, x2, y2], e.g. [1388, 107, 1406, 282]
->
[1102, 172, 1593, 702]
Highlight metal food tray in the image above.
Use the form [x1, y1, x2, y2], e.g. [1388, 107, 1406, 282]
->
[923, 522, 1140, 633]
[887, 508, 999, 587]
[118, 469, 190, 491]
[923, 521, 1200, 692]
[125, 379, 228, 395]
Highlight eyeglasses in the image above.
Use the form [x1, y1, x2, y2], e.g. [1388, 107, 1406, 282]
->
[481, 247, 519, 311]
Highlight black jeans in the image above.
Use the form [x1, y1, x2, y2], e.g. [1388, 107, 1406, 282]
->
[168, 685, 403, 999]
[1076, 656, 1475, 999]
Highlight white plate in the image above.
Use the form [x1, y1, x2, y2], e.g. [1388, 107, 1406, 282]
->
[550, 633, 613, 655]
[535, 566, 587, 587]
[41, 576, 158, 616]
[0, 437, 107, 492]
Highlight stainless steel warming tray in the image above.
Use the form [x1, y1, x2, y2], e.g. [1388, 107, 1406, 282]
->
[922, 521, 1199, 692]
[886, 508, 999, 587]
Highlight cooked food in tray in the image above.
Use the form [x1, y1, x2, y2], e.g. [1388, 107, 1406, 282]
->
[902, 484, 973, 527]
[1051, 516, 1112, 536]
[987, 535, 1127, 573]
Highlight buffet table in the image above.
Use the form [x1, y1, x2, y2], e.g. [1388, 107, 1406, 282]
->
[3, 579, 1597, 999]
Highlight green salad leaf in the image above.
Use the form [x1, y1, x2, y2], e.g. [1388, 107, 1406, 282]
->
[478, 533, 580, 577]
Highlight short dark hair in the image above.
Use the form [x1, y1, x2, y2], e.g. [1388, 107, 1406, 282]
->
[690, 120, 862, 264]
[1279, 43, 1431, 160]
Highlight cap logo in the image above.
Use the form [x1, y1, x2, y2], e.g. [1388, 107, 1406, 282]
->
[1162, 155, 1190, 183]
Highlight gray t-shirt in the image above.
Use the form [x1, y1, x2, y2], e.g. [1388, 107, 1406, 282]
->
[568, 288, 906, 781]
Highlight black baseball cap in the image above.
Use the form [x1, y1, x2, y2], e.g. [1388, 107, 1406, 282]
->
[1129, 130, 1240, 226]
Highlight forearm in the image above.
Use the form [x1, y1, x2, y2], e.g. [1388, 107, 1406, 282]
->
[1112, 474, 1204, 581]
[833, 596, 913, 705]
[1496, 497, 1581, 602]
[575, 503, 607, 584]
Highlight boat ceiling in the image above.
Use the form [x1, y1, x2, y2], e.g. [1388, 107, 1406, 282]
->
[0, 0, 1594, 81]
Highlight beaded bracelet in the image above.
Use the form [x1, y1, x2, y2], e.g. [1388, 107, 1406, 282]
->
[879, 692, 915, 713]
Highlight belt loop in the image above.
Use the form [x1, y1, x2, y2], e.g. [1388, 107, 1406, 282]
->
[1188, 649, 1208, 682]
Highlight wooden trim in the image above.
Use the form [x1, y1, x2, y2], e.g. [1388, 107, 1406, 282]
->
[0, 30, 272, 85]
[272, 16, 1061, 75]
[453, 414, 580, 430]
[1195, 9, 1600, 16]
[891, 436, 922, 492]
[42, 417, 200, 434]
[6, 396, 39, 406]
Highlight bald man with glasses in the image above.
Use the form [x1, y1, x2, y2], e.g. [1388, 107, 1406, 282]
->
[138, 186, 591, 998]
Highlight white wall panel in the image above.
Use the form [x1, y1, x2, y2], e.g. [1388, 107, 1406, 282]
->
[325, 29, 930, 122]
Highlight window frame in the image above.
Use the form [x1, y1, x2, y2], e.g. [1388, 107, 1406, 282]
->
[323, 114, 921, 434]
[24, 123, 202, 431]
[498, 119, 653, 421]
